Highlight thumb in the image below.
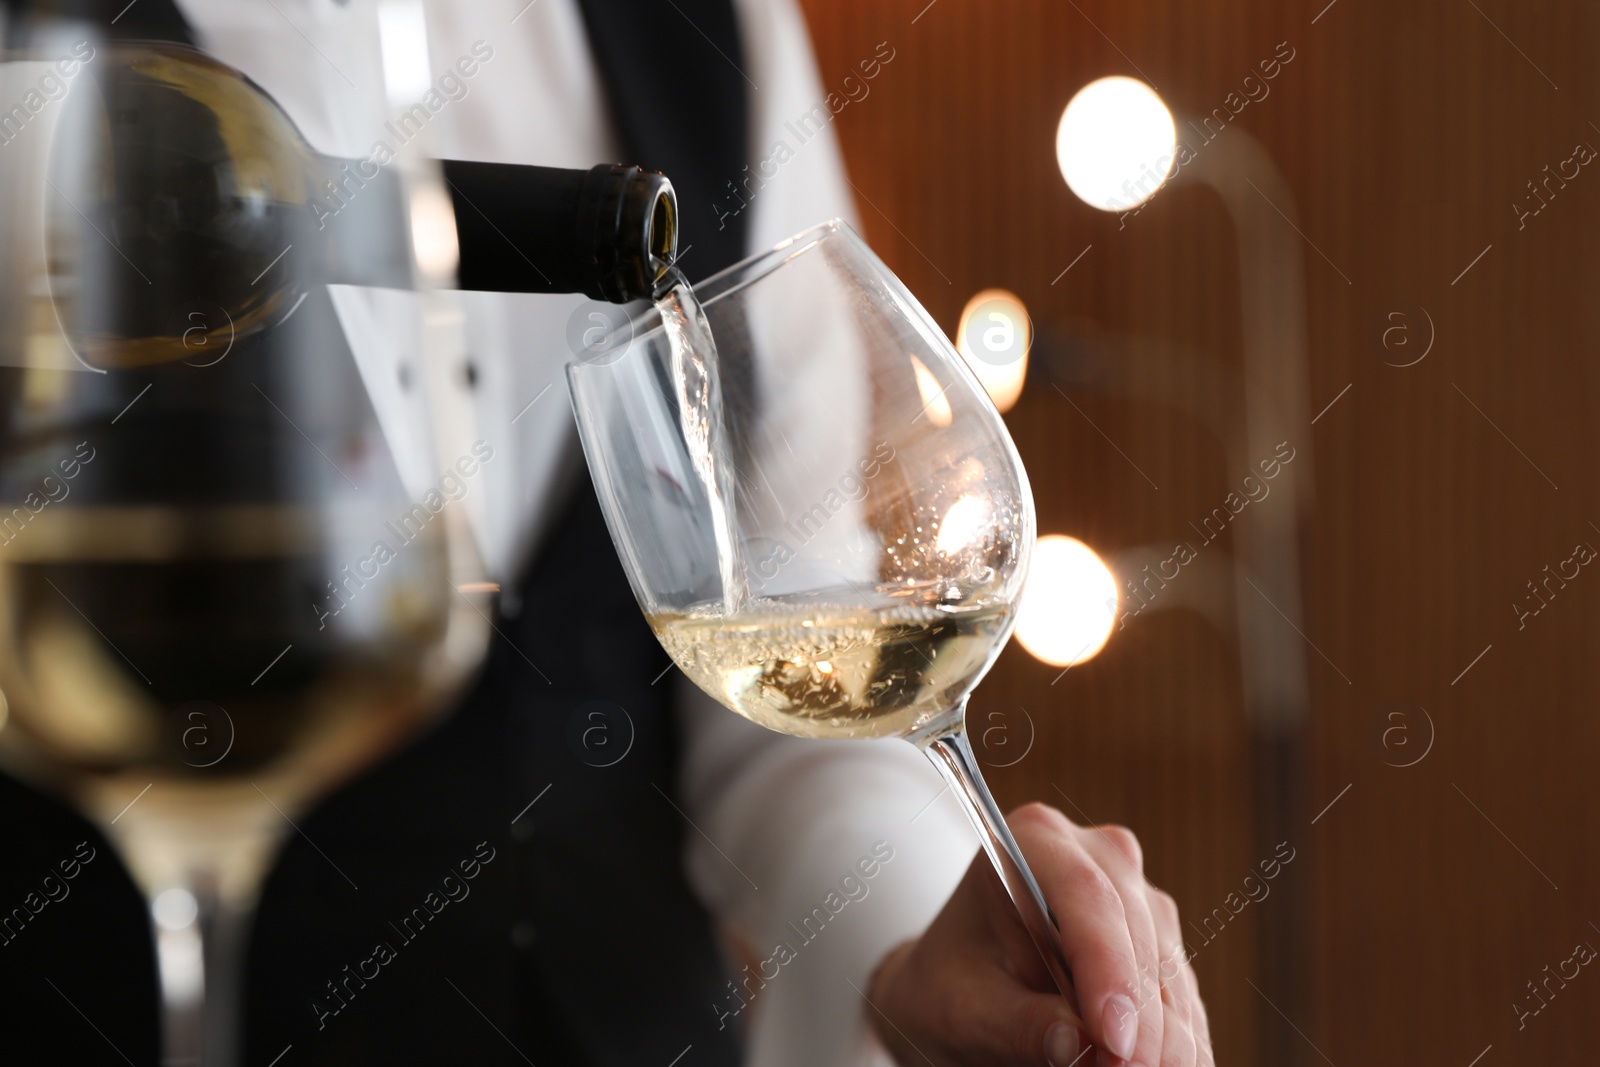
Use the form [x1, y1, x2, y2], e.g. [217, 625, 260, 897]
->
[992, 983, 1092, 1067]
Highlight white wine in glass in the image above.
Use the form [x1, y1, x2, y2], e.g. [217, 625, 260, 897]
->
[569, 221, 1081, 1003]
[650, 593, 1013, 740]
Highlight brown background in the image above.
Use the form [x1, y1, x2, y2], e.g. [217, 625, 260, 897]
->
[794, 0, 1600, 1063]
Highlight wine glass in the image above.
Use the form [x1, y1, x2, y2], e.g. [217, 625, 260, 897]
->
[0, 18, 490, 1065]
[568, 221, 1078, 1003]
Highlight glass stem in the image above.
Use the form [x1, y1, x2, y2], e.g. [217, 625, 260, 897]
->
[152, 878, 247, 1067]
[917, 719, 1077, 1003]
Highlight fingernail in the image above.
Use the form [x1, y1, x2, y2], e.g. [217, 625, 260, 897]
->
[1101, 994, 1139, 1060]
[1045, 1020, 1080, 1067]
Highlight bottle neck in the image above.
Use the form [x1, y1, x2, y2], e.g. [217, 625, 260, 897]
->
[443, 161, 677, 303]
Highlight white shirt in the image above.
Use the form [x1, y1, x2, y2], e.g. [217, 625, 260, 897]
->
[178, 2, 977, 1063]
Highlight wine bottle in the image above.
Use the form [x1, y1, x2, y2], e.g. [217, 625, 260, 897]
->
[31, 41, 675, 373]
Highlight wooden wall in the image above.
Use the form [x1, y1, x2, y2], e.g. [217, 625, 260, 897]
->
[794, 0, 1600, 1062]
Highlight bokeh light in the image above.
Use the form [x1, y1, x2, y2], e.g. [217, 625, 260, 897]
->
[909, 353, 953, 427]
[957, 289, 1031, 413]
[153, 888, 199, 931]
[1014, 535, 1118, 667]
[1056, 76, 1177, 212]
[935, 495, 991, 556]
[410, 182, 461, 280]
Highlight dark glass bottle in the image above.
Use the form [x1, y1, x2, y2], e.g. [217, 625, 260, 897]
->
[444, 160, 677, 302]
[40, 41, 676, 374]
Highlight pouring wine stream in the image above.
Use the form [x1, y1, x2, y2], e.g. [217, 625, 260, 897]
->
[654, 265, 748, 615]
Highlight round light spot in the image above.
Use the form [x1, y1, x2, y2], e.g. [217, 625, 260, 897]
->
[1056, 76, 1177, 212]
[152, 887, 199, 931]
[1014, 535, 1118, 667]
[957, 289, 1031, 413]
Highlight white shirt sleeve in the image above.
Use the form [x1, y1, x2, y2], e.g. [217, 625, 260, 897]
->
[678, 5, 977, 1066]
[676, 678, 976, 1067]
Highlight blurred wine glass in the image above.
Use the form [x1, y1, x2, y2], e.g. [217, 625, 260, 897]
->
[0, 17, 489, 1064]
[569, 221, 1084, 1002]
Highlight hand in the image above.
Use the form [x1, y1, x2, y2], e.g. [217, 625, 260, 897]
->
[866, 802, 1213, 1067]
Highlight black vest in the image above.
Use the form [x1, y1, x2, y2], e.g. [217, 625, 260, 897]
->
[0, 2, 750, 1063]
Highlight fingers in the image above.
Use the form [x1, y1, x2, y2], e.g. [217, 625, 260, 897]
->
[1092, 823, 1144, 872]
[1176, 974, 1213, 1067]
[1151, 970, 1198, 1067]
[1144, 889, 1195, 1067]
[1007, 804, 1143, 1062]
[1170, 943, 1213, 1063]
[1182, 939, 1213, 1064]
[866, 803, 1213, 1067]
[1146, 885, 1213, 1067]
[1180, 961, 1214, 1066]
[1075, 825, 1164, 1067]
